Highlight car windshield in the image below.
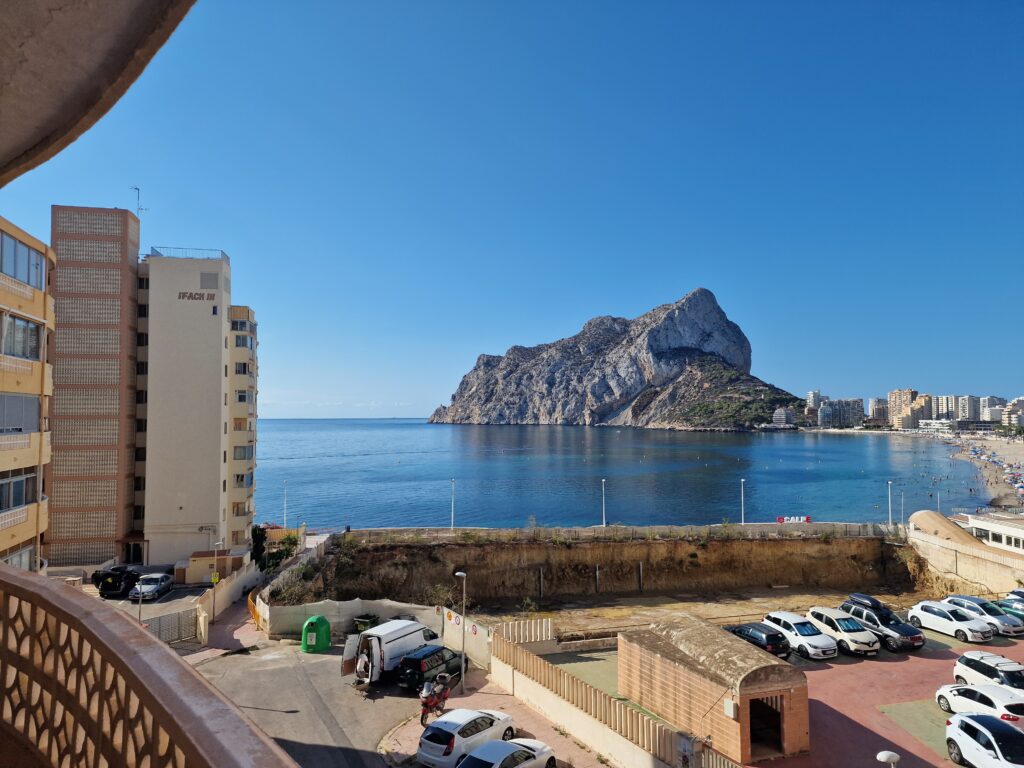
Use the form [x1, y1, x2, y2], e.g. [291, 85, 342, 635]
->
[792, 622, 821, 637]
[138, 576, 161, 585]
[836, 618, 862, 632]
[1001, 670, 1024, 688]
[992, 728, 1024, 762]
[948, 608, 972, 622]
[421, 725, 454, 745]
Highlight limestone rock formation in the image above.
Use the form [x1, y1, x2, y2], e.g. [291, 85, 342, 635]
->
[430, 288, 800, 429]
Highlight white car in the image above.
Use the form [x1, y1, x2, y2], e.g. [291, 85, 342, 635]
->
[763, 611, 838, 660]
[417, 709, 516, 768]
[946, 713, 1024, 766]
[955, 652, 1024, 692]
[936, 684, 1024, 722]
[944, 596, 1024, 637]
[908, 601, 994, 643]
[806, 607, 879, 656]
[458, 738, 556, 768]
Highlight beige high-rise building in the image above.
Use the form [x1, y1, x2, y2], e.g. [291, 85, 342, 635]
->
[888, 388, 918, 430]
[137, 249, 257, 564]
[0, 217, 55, 571]
[47, 206, 139, 566]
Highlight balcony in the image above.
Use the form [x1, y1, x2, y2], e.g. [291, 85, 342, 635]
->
[0, 432, 50, 472]
[0, 356, 51, 396]
[0, 563, 296, 768]
[0, 498, 47, 553]
[0, 274, 51, 326]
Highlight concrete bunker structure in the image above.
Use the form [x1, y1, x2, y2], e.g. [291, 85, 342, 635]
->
[618, 615, 810, 764]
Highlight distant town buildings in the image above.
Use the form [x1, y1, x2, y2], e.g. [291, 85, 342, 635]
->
[957, 395, 980, 422]
[932, 395, 958, 421]
[807, 393, 863, 428]
[888, 389, 918, 430]
[772, 406, 796, 426]
[868, 398, 889, 421]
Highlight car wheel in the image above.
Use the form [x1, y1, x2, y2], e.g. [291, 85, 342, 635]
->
[948, 738, 966, 766]
[502, 727, 514, 741]
[886, 637, 902, 652]
[954, 676, 967, 684]
[955, 630, 968, 642]
[797, 645, 809, 659]
[937, 695, 952, 713]
[838, 640, 850, 655]
[909, 616, 922, 628]
[545, 759, 556, 768]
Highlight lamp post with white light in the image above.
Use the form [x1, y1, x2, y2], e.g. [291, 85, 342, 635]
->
[601, 478, 606, 528]
[450, 479, 455, 529]
[887, 481, 893, 527]
[455, 571, 467, 694]
[740, 478, 746, 525]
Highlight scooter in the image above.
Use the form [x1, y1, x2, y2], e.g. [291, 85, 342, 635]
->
[419, 673, 452, 725]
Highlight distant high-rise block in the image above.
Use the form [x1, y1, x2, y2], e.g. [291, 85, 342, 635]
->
[957, 395, 980, 422]
[888, 389, 918, 430]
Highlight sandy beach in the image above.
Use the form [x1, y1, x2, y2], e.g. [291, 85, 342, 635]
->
[948, 434, 1024, 508]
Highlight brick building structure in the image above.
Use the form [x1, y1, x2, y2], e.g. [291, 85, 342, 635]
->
[618, 616, 809, 764]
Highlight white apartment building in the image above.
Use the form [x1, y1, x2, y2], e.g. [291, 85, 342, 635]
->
[806, 390, 823, 409]
[958, 395, 980, 422]
[982, 406, 1004, 423]
[981, 396, 1007, 410]
[136, 249, 256, 565]
[954, 514, 1024, 556]
[932, 395, 958, 421]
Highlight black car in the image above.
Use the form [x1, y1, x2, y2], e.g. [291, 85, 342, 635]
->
[396, 645, 464, 690]
[97, 568, 142, 599]
[90, 564, 137, 588]
[723, 623, 791, 660]
[840, 593, 925, 652]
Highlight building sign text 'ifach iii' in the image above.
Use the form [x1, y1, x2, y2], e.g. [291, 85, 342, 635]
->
[177, 291, 216, 301]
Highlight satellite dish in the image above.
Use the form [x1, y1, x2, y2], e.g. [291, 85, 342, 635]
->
[876, 751, 900, 765]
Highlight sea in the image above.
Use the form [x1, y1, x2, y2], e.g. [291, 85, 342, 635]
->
[252, 419, 984, 531]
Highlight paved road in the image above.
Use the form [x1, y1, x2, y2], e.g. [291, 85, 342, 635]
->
[196, 644, 420, 768]
[101, 586, 208, 620]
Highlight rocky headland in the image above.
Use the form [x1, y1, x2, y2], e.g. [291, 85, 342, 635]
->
[430, 288, 801, 430]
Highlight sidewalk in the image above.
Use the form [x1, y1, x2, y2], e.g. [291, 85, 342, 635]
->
[184, 598, 267, 666]
[380, 669, 610, 768]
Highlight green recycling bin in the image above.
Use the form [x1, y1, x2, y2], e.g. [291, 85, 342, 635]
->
[301, 615, 331, 653]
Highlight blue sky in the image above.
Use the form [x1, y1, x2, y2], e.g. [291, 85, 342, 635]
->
[1, 2, 1021, 417]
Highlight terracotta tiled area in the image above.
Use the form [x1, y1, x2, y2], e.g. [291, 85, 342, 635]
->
[381, 669, 611, 768]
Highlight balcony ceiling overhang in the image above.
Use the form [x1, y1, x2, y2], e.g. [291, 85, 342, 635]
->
[0, 0, 195, 188]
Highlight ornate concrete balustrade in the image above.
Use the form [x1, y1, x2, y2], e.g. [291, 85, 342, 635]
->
[0, 563, 296, 768]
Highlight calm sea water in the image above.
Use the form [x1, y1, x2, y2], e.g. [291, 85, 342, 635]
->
[252, 419, 983, 530]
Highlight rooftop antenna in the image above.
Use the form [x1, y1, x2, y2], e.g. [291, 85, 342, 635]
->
[129, 186, 149, 219]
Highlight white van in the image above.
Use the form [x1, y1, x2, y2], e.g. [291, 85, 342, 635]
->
[354, 619, 438, 683]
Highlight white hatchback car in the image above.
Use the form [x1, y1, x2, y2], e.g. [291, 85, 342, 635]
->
[936, 684, 1024, 722]
[459, 738, 556, 768]
[908, 601, 994, 643]
[946, 713, 1024, 766]
[763, 611, 838, 660]
[417, 709, 515, 768]
[806, 607, 879, 656]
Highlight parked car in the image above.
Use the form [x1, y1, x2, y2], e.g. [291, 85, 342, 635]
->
[936, 684, 1024, 721]
[722, 622, 790, 660]
[955, 652, 1024, 692]
[97, 568, 142, 599]
[763, 611, 838, 660]
[944, 596, 1024, 637]
[90, 564, 137, 588]
[417, 709, 516, 768]
[839, 594, 925, 653]
[995, 600, 1024, 623]
[396, 645, 464, 690]
[458, 738, 556, 768]
[806, 607, 879, 656]
[908, 601, 994, 643]
[946, 713, 1024, 766]
[127, 573, 173, 602]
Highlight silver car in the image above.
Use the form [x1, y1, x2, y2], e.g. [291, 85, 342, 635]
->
[944, 595, 1024, 637]
[128, 573, 173, 602]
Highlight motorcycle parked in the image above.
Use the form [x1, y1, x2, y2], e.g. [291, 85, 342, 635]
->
[419, 673, 452, 725]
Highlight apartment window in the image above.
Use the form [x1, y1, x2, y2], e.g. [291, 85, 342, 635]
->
[138, 277, 149, 290]
[233, 474, 245, 489]
[231, 320, 249, 332]
[137, 304, 148, 318]
[212, 305, 218, 316]
[223, 450, 227, 464]
[135, 390, 148, 405]
[992, 533, 1004, 544]
[232, 502, 247, 517]
[236, 390, 253, 404]
[2, 316, 42, 360]
[133, 505, 145, 521]
[0, 468, 38, 512]
[0, 394, 40, 434]
[136, 361, 148, 375]
[222, 479, 226, 492]
[235, 362, 249, 375]
[136, 419, 147, 433]
[137, 333, 148, 346]
[135, 447, 146, 461]
[134, 477, 146, 491]
[234, 334, 253, 349]
[233, 418, 247, 431]
[0, 233, 46, 291]
[233, 445, 255, 460]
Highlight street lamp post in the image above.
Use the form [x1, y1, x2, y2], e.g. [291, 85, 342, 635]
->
[450, 479, 455, 529]
[887, 481, 893, 527]
[740, 478, 746, 525]
[901, 491, 905, 526]
[211, 540, 223, 626]
[601, 479, 606, 528]
[455, 571, 467, 694]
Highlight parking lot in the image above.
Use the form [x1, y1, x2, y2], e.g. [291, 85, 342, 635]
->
[99, 585, 208, 621]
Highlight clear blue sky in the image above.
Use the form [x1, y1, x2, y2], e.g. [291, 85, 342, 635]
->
[2, 2, 1021, 416]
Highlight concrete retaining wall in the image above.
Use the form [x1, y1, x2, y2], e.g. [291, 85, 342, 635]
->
[264, 597, 441, 639]
[908, 529, 1024, 594]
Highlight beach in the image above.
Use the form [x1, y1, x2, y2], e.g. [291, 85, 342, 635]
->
[950, 434, 1024, 509]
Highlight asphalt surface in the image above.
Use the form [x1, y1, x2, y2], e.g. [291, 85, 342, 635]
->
[196, 644, 420, 768]
[100, 586, 208, 620]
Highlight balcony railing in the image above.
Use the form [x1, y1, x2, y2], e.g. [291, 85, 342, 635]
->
[0, 564, 296, 768]
[0, 272, 35, 299]
[0, 506, 28, 530]
[0, 433, 31, 450]
[0, 355, 33, 374]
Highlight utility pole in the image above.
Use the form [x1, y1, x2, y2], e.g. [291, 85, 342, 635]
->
[601, 478, 606, 527]
[887, 481, 893, 527]
[283, 480, 288, 529]
[129, 185, 149, 219]
[740, 478, 746, 525]
[455, 571, 467, 694]
[450, 478, 455, 529]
